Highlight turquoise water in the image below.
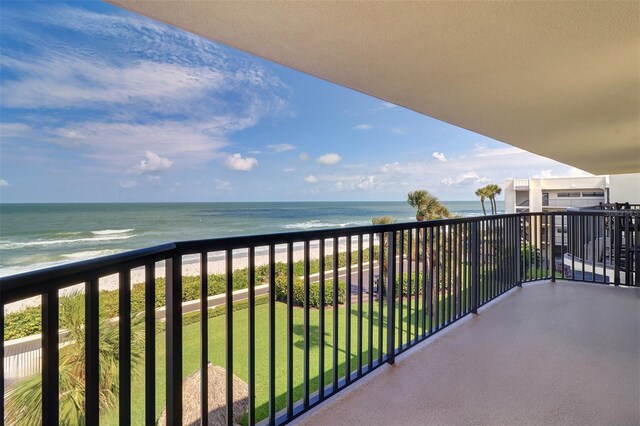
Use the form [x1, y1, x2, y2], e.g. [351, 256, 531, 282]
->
[0, 201, 502, 276]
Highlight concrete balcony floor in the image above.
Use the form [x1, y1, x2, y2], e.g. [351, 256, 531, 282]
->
[296, 281, 640, 426]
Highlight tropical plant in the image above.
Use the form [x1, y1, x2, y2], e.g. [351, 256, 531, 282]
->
[475, 184, 502, 215]
[475, 186, 489, 215]
[6, 293, 145, 425]
[407, 190, 429, 221]
[371, 216, 397, 226]
[485, 184, 502, 214]
[407, 190, 452, 221]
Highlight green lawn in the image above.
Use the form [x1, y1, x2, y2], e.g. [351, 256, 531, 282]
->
[102, 296, 442, 425]
[103, 269, 522, 425]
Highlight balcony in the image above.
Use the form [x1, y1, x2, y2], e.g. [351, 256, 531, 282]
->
[1, 211, 638, 425]
[297, 281, 640, 425]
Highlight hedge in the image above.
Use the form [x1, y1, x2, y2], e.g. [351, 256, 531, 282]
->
[274, 274, 346, 308]
[3, 246, 374, 341]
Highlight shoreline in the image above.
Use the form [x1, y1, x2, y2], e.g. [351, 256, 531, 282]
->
[4, 238, 376, 314]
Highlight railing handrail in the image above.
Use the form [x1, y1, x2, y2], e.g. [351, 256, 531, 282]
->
[0, 214, 524, 302]
[0, 243, 176, 304]
[2, 209, 636, 303]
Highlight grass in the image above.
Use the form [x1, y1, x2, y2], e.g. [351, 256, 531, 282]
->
[100, 263, 524, 424]
[102, 296, 444, 425]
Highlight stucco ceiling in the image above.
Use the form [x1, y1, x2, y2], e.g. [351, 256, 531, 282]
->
[107, 1, 640, 174]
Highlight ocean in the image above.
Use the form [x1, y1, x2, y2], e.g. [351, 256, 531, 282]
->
[0, 201, 502, 277]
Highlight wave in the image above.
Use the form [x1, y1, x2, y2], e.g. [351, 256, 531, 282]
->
[62, 249, 123, 259]
[91, 229, 135, 235]
[0, 234, 137, 249]
[282, 220, 369, 230]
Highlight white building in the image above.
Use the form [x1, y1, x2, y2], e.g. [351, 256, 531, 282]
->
[504, 173, 640, 214]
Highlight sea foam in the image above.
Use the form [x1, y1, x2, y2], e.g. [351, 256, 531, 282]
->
[282, 220, 369, 230]
[91, 229, 135, 235]
[0, 234, 137, 249]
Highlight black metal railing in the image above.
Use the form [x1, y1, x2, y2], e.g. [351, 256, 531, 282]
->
[1, 210, 637, 425]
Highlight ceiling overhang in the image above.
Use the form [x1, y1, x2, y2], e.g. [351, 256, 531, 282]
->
[107, 0, 640, 174]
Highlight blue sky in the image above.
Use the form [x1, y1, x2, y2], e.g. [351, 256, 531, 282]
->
[0, 1, 591, 203]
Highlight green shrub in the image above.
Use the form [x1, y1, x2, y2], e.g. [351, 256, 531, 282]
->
[274, 274, 346, 308]
[4, 306, 41, 340]
[4, 251, 365, 340]
[395, 272, 424, 296]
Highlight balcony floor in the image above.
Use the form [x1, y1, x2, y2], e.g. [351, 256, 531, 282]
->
[296, 281, 640, 426]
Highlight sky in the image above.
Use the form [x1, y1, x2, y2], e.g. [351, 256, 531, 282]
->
[0, 1, 593, 203]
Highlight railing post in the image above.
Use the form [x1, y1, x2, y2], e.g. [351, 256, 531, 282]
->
[470, 221, 479, 314]
[550, 214, 556, 282]
[386, 230, 396, 365]
[0, 294, 3, 426]
[85, 278, 100, 426]
[516, 216, 522, 287]
[614, 214, 621, 286]
[166, 254, 183, 425]
[42, 288, 59, 425]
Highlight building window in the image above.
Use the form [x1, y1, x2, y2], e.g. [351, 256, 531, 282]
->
[581, 191, 604, 197]
[557, 192, 581, 198]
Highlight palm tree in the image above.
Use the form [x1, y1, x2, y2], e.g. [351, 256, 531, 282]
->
[6, 293, 145, 425]
[407, 190, 429, 221]
[485, 184, 502, 214]
[407, 190, 452, 221]
[475, 186, 489, 215]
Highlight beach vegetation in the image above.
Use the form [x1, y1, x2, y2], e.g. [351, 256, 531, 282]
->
[475, 186, 489, 215]
[406, 190, 452, 221]
[4, 247, 378, 341]
[475, 184, 502, 214]
[5, 294, 145, 425]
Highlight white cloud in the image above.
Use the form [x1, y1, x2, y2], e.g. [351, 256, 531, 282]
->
[317, 153, 342, 165]
[353, 124, 372, 130]
[1, 57, 225, 110]
[442, 172, 485, 186]
[304, 175, 319, 183]
[130, 151, 173, 174]
[474, 145, 525, 157]
[0, 123, 32, 137]
[0, 179, 10, 188]
[282, 167, 296, 172]
[0, 7, 291, 116]
[432, 152, 447, 162]
[533, 167, 592, 179]
[378, 102, 398, 110]
[0, 5, 292, 176]
[119, 180, 137, 188]
[299, 153, 309, 161]
[224, 153, 257, 171]
[47, 120, 231, 170]
[389, 127, 406, 135]
[266, 143, 295, 152]
[215, 179, 232, 190]
[536, 169, 554, 178]
[354, 176, 377, 190]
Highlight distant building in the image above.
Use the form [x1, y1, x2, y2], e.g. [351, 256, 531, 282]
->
[504, 173, 640, 214]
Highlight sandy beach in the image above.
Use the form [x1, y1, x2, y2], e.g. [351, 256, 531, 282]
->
[5, 238, 375, 314]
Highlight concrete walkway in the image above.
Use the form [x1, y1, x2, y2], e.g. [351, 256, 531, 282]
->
[295, 281, 640, 426]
